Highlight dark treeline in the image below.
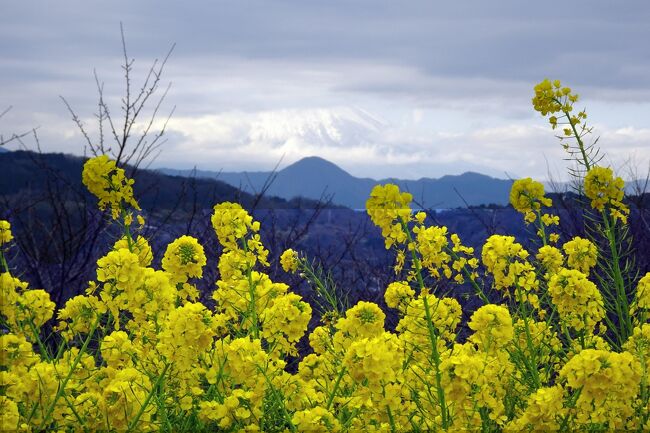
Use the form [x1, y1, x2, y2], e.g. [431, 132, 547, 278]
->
[2, 150, 649, 338]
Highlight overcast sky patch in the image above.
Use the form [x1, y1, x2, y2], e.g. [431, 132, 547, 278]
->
[1, 0, 649, 180]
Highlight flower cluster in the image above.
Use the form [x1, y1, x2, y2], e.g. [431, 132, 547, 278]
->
[280, 248, 300, 273]
[584, 165, 629, 223]
[365, 184, 412, 248]
[532, 78, 587, 138]
[81, 154, 139, 219]
[562, 236, 598, 274]
[509, 178, 551, 222]
[0, 219, 13, 246]
[481, 235, 539, 305]
[548, 268, 605, 332]
[2, 80, 649, 433]
[560, 349, 641, 428]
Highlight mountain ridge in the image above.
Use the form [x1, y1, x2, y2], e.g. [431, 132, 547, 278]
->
[161, 156, 514, 209]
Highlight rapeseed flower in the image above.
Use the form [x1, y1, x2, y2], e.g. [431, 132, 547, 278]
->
[510, 178, 552, 223]
[536, 245, 564, 276]
[261, 292, 312, 356]
[81, 155, 139, 219]
[56, 294, 106, 341]
[113, 235, 153, 266]
[560, 349, 641, 428]
[0, 220, 12, 246]
[584, 166, 629, 223]
[211, 202, 260, 250]
[366, 184, 412, 249]
[505, 385, 565, 432]
[482, 235, 538, 294]
[280, 248, 299, 273]
[384, 281, 415, 310]
[15, 289, 56, 329]
[635, 272, 650, 309]
[548, 268, 605, 332]
[162, 235, 207, 284]
[0, 396, 20, 431]
[292, 407, 341, 433]
[468, 304, 514, 351]
[336, 301, 385, 340]
[562, 236, 598, 275]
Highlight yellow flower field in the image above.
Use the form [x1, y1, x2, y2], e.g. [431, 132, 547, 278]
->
[1, 80, 649, 432]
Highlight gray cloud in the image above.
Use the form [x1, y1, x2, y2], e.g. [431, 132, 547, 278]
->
[1, 0, 649, 180]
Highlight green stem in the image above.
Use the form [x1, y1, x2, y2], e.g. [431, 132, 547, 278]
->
[240, 237, 259, 339]
[37, 315, 101, 430]
[326, 367, 347, 410]
[27, 317, 52, 361]
[257, 364, 297, 433]
[534, 208, 548, 247]
[601, 210, 632, 345]
[0, 248, 9, 273]
[399, 217, 450, 429]
[561, 106, 591, 171]
[446, 246, 489, 304]
[120, 207, 135, 252]
[127, 362, 171, 432]
[298, 258, 342, 315]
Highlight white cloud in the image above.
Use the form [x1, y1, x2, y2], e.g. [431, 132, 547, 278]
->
[2, 0, 649, 183]
[148, 103, 648, 181]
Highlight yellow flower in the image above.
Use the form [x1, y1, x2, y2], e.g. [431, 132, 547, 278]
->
[0, 220, 13, 246]
[101, 330, 134, 367]
[366, 184, 412, 249]
[633, 272, 650, 310]
[292, 407, 341, 433]
[211, 202, 260, 250]
[384, 281, 415, 310]
[562, 236, 598, 275]
[162, 235, 207, 285]
[157, 302, 216, 370]
[397, 293, 461, 345]
[505, 385, 565, 432]
[0, 333, 39, 370]
[0, 396, 20, 431]
[510, 178, 552, 219]
[336, 301, 386, 340]
[548, 268, 605, 332]
[81, 155, 139, 219]
[280, 248, 299, 273]
[102, 367, 155, 431]
[113, 235, 153, 267]
[559, 349, 641, 428]
[468, 304, 514, 351]
[56, 294, 106, 341]
[15, 289, 56, 328]
[584, 166, 629, 223]
[261, 292, 312, 356]
[481, 235, 538, 293]
[623, 323, 650, 361]
[532, 79, 580, 119]
[536, 245, 564, 275]
[96, 248, 144, 290]
[413, 225, 452, 279]
[343, 332, 404, 391]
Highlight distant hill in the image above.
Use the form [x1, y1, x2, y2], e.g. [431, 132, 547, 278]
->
[0, 146, 9, 153]
[161, 156, 515, 209]
[0, 151, 329, 211]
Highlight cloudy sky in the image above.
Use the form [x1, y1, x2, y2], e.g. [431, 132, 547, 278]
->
[1, 0, 649, 180]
